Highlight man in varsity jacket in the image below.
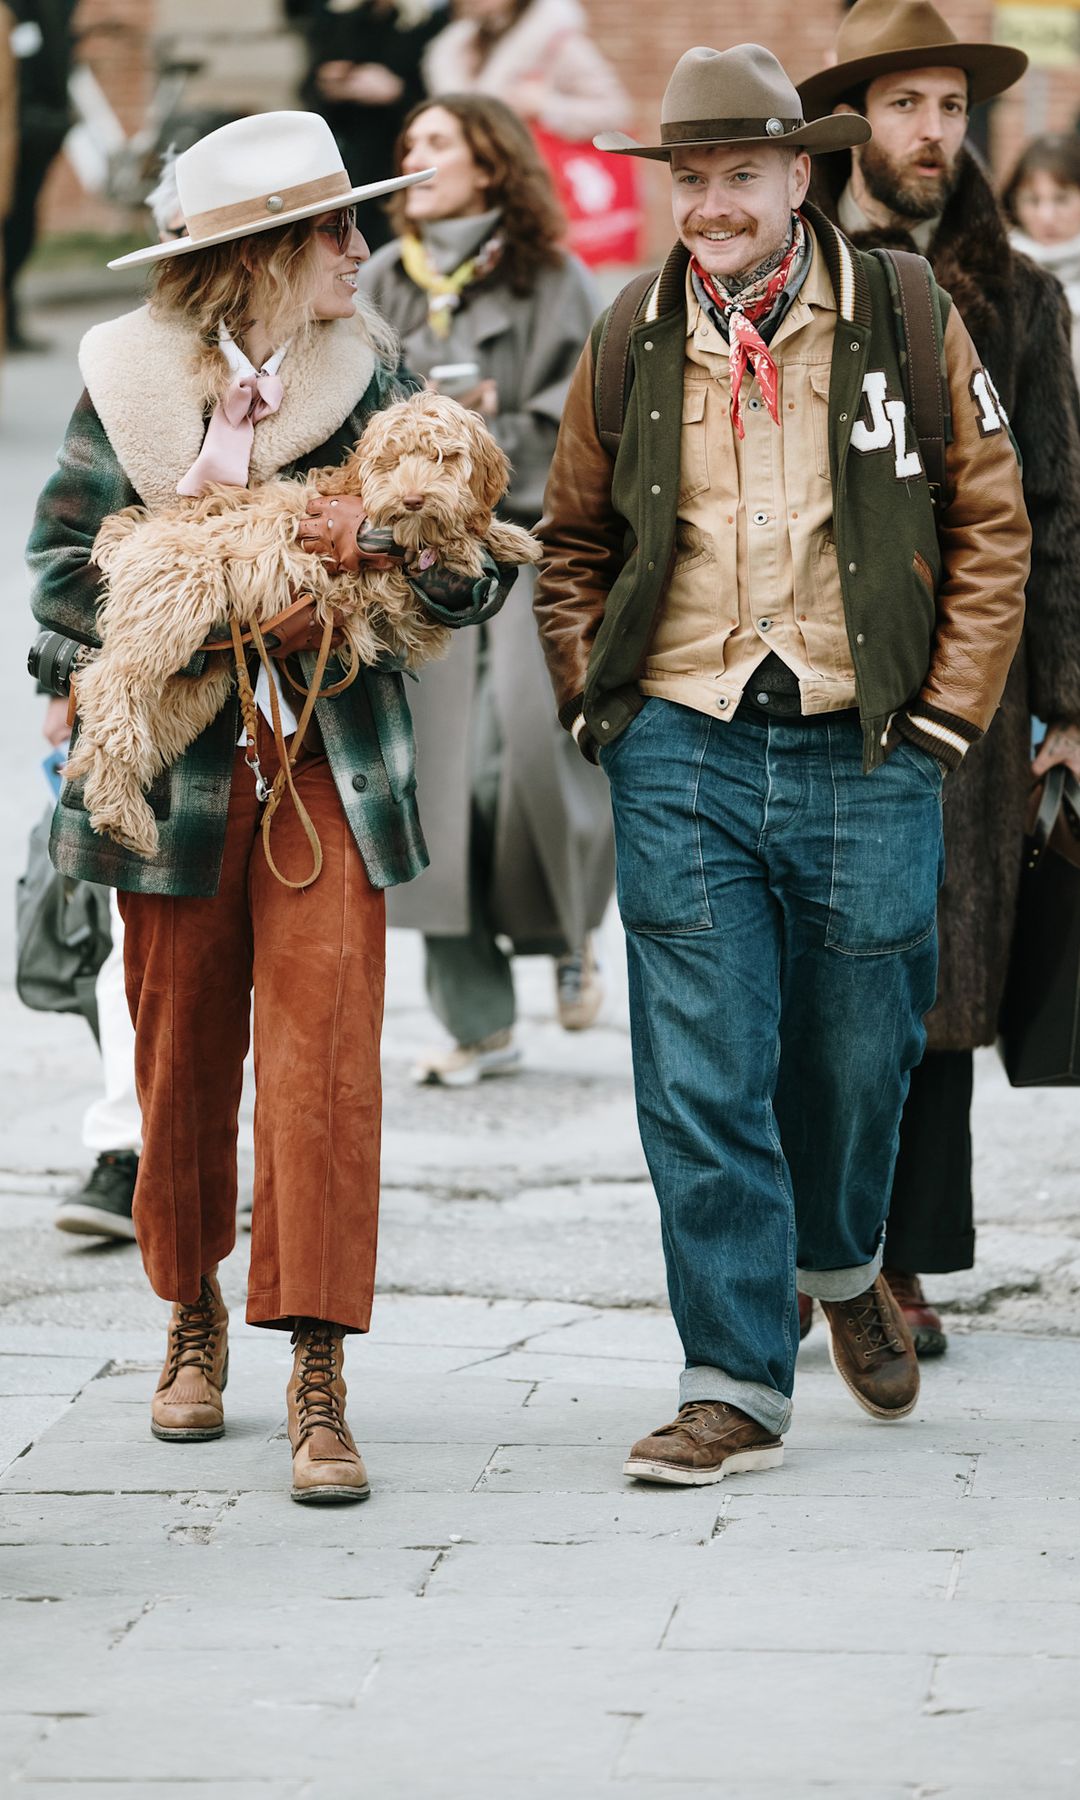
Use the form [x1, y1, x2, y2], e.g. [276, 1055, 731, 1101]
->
[533, 43, 1030, 1485]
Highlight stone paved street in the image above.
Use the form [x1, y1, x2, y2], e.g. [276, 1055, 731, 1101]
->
[1, 301, 1079, 1797]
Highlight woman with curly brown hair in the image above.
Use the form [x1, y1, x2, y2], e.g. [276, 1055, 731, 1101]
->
[360, 94, 614, 1083]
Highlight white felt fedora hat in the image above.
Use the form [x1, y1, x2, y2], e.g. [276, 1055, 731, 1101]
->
[108, 110, 434, 270]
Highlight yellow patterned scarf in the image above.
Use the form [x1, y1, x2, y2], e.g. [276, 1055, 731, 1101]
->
[399, 230, 504, 338]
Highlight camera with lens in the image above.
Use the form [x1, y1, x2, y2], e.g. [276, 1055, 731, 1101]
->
[27, 630, 92, 697]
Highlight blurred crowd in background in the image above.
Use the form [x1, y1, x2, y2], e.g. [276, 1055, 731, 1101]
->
[5, 1, 1080, 1336]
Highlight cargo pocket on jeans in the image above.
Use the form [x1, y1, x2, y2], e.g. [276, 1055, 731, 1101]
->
[606, 703, 713, 935]
[825, 746, 943, 956]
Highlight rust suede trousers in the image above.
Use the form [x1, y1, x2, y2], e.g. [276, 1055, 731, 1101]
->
[118, 719, 386, 1331]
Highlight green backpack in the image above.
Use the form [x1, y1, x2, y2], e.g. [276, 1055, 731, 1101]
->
[594, 246, 952, 508]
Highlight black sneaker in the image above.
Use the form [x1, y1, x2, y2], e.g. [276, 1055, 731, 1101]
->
[55, 1151, 139, 1240]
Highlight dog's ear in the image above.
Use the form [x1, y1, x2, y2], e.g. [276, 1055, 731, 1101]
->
[469, 418, 511, 518]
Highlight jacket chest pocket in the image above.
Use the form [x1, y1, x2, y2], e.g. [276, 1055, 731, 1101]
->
[809, 366, 832, 480]
[678, 382, 710, 504]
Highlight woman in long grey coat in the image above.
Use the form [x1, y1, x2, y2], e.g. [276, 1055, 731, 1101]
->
[360, 92, 614, 1084]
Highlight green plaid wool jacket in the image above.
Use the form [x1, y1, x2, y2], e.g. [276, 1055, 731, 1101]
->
[28, 362, 509, 897]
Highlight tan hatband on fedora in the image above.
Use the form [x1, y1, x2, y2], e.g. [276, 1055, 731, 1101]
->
[595, 44, 870, 161]
[799, 0, 1029, 119]
[108, 111, 435, 270]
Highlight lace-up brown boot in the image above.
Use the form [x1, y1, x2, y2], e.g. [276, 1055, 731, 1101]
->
[287, 1320, 370, 1504]
[820, 1274, 920, 1420]
[624, 1401, 784, 1486]
[151, 1272, 229, 1442]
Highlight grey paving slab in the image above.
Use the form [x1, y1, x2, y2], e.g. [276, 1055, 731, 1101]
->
[616, 1650, 1074, 1790]
[422, 1540, 955, 1603]
[954, 1546, 1080, 1605]
[368, 1293, 590, 1347]
[3, 1640, 378, 1716]
[216, 1485, 723, 1548]
[0, 1353, 105, 1395]
[719, 1492, 1080, 1552]
[663, 1592, 1080, 1656]
[127, 1590, 676, 1655]
[0, 1545, 438, 1602]
[4, 1787, 305, 1800]
[19, 1708, 385, 1785]
[0, 1394, 74, 1471]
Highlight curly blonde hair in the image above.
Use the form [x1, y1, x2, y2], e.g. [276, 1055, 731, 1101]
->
[150, 215, 399, 402]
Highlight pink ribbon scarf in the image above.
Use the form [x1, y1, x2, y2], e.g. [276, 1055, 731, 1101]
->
[177, 337, 286, 497]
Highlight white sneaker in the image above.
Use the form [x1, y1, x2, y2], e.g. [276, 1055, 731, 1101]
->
[555, 939, 604, 1031]
[410, 1029, 522, 1088]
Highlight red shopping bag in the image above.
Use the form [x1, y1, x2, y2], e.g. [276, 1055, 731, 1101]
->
[532, 124, 643, 267]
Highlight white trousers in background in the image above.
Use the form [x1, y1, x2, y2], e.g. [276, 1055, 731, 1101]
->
[82, 891, 142, 1156]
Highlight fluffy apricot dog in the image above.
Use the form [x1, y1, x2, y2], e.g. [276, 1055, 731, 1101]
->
[67, 391, 540, 858]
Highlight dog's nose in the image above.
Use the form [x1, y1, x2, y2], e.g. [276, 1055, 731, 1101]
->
[401, 493, 425, 512]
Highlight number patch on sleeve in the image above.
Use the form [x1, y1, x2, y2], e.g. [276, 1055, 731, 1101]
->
[970, 368, 1009, 436]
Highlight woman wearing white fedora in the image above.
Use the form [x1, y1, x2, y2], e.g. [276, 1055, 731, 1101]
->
[26, 110, 511, 1504]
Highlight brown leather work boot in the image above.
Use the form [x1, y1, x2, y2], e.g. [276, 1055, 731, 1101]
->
[151, 1272, 229, 1442]
[820, 1274, 920, 1420]
[624, 1401, 784, 1486]
[287, 1321, 370, 1505]
[798, 1293, 814, 1340]
[883, 1268, 948, 1359]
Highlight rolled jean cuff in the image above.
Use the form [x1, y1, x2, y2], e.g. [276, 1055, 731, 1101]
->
[796, 1241, 884, 1302]
[679, 1365, 793, 1437]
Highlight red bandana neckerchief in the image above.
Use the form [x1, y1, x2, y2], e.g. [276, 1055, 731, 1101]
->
[692, 216, 806, 439]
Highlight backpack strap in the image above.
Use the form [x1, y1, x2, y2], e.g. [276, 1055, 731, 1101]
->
[873, 246, 951, 508]
[595, 268, 658, 457]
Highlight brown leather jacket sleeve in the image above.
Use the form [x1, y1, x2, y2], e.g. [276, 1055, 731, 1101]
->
[534, 336, 621, 732]
[915, 306, 1030, 740]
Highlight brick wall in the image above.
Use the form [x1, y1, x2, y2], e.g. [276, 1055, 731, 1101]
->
[39, 0, 1080, 246]
[40, 0, 154, 234]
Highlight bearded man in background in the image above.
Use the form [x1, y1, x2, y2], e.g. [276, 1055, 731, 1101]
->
[801, 0, 1080, 1357]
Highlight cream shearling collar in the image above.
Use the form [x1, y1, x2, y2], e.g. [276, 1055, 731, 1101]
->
[78, 305, 376, 509]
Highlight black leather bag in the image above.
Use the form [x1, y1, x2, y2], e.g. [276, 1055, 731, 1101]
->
[998, 766, 1080, 1086]
[15, 806, 112, 1042]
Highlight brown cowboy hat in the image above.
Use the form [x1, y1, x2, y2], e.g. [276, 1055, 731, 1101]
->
[595, 44, 870, 161]
[799, 0, 1029, 119]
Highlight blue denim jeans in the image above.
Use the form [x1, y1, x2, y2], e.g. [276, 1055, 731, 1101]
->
[602, 699, 944, 1435]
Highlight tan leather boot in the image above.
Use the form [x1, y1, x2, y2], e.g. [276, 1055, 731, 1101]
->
[151, 1272, 229, 1442]
[287, 1321, 370, 1504]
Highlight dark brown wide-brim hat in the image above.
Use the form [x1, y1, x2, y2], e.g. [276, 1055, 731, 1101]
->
[594, 44, 870, 161]
[799, 0, 1029, 119]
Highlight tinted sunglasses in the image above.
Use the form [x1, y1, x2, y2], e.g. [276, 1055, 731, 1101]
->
[315, 206, 358, 252]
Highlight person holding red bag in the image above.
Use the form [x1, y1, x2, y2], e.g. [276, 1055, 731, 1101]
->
[422, 0, 637, 264]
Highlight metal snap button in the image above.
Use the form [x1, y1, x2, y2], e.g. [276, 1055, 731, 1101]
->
[651, 484, 661, 495]
[644, 341, 654, 351]
[650, 410, 660, 420]
[756, 692, 770, 706]
[351, 773, 368, 791]
[848, 561, 857, 573]
[266, 194, 284, 213]
[856, 632, 866, 645]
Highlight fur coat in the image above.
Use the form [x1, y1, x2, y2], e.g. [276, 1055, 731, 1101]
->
[421, 0, 630, 143]
[814, 149, 1080, 1049]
